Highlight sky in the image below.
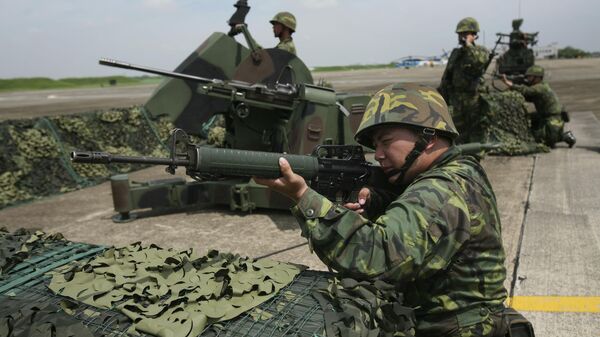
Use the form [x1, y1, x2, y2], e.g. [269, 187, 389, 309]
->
[1, 0, 598, 79]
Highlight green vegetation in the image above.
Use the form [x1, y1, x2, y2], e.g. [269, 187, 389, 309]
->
[313, 63, 396, 72]
[558, 46, 590, 59]
[0, 76, 161, 92]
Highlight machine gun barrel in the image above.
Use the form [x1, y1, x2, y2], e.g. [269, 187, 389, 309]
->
[99, 58, 219, 85]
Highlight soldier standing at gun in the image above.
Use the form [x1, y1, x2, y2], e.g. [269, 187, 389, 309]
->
[235, 11, 297, 55]
[502, 65, 576, 148]
[438, 17, 490, 143]
[256, 83, 534, 336]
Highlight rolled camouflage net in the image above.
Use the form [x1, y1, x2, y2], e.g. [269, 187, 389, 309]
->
[0, 106, 175, 209]
[479, 90, 549, 155]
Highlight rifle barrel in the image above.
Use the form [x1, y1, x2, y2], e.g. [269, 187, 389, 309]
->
[71, 151, 190, 166]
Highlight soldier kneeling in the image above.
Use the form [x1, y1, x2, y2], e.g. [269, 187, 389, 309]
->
[502, 65, 576, 148]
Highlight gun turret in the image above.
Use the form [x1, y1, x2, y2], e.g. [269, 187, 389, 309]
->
[100, 58, 298, 110]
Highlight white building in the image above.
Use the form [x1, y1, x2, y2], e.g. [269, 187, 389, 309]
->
[533, 43, 559, 59]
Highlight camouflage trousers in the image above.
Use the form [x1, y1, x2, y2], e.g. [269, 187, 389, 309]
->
[417, 306, 506, 337]
[448, 92, 484, 144]
[531, 114, 564, 147]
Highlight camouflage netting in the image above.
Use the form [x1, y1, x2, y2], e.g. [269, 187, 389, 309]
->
[479, 90, 549, 155]
[0, 106, 175, 209]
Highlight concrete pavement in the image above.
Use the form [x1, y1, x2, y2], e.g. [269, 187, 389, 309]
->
[510, 111, 600, 335]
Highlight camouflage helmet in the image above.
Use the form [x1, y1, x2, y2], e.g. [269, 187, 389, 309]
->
[270, 12, 296, 32]
[525, 65, 544, 77]
[456, 17, 480, 33]
[354, 83, 459, 148]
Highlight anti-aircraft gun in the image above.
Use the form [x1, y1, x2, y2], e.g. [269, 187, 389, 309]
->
[102, 1, 371, 222]
[494, 19, 539, 84]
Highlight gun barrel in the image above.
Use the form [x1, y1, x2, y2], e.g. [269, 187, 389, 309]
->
[99, 58, 215, 84]
[457, 143, 501, 155]
[71, 151, 190, 166]
[194, 147, 320, 179]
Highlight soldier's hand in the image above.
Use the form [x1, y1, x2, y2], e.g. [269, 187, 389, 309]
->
[234, 23, 246, 33]
[343, 188, 371, 214]
[253, 158, 308, 203]
[501, 74, 513, 87]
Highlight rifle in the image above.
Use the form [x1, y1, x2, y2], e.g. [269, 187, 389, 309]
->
[71, 129, 501, 203]
[71, 129, 389, 203]
[484, 35, 504, 73]
[227, 0, 251, 37]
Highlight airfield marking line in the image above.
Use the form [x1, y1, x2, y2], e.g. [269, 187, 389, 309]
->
[509, 296, 600, 313]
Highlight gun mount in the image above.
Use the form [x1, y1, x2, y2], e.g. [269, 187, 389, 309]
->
[95, 1, 372, 221]
[494, 18, 540, 84]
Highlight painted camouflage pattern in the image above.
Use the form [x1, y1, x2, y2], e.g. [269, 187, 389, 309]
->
[291, 146, 507, 336]
[438, 44, 489, 143]
[355, 83, 458, 148]
[512, 81, 565, 146]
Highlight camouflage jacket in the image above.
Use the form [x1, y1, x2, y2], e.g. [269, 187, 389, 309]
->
[238, 25, 296, 55]
[292, 146, 507, 335]
[511, 81, 562, 116]
[439, 44, 489, 98]
[276, 37, 296, 55]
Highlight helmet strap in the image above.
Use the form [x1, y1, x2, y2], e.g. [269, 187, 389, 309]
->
[385, 128, 436, 187]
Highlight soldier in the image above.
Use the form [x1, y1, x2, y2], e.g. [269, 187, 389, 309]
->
[438, 17, 490, 143]
[256, 83, 524, 336]
[502, 65, 576, 148]
[235, 11, 297, 55]
[270, 11, 297, 55]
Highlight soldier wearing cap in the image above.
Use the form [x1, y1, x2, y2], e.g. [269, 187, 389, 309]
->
[256, 83, 521, 336]
[502, 65, 576, 148]
[439, 17, 490, 143]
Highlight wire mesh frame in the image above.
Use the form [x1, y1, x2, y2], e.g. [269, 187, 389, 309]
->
[1, 242, 331, 337]
[201, 270, 330, 337]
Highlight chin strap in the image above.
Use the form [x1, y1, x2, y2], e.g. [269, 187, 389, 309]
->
[385, 128, 436, 187]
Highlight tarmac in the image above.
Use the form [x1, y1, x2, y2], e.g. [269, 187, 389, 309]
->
[1, 58, 599, 335]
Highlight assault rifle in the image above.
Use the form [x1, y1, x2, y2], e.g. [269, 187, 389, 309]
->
[71, 129, 389, 203]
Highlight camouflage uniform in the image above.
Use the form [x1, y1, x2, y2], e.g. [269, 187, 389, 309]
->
[275, 37, 296, 55]
[439, 18, 490, 143]
[291, 84, 508, 336]
[237, 12, 297, 55]
[270, 12, 297, 55]
[510, 81, 564, 147]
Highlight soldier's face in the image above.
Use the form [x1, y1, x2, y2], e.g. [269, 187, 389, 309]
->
[526, 75, 541, 85]
[372, 126, 419, 184]
[272, 23, 283, 37]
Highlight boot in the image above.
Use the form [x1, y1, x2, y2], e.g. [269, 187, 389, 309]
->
[563, 131, 576, 148]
